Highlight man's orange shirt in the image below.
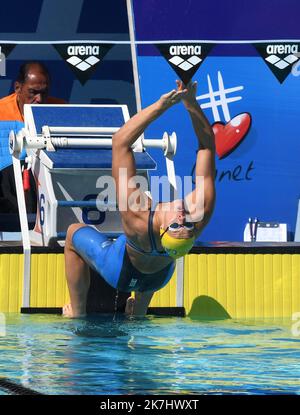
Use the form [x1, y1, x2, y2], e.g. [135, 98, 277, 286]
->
[0, 92, 66, 122]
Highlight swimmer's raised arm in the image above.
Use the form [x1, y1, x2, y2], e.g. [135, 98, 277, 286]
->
[112, 87, 187, 219]
[177, 80, 216, 233]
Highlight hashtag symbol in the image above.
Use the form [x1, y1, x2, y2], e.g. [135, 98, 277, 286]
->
[196, 71, 244, 123]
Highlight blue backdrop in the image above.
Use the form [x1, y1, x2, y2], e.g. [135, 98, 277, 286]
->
[133, 0, 300, 241]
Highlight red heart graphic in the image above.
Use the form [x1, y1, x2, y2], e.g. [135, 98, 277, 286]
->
[212, 112, 251, 159]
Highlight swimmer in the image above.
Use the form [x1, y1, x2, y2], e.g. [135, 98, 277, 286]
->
[63, 80, 215, 318]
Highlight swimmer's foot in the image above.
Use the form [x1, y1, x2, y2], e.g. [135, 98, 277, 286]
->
[125, 296, 135, 316]
[62, 303, 86, 319]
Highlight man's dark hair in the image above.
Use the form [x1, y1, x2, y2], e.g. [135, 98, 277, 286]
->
[16, 61, 51, 84]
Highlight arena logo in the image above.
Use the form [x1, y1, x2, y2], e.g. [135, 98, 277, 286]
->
[54, 43, 113, 85]
[66, 45, 101, 72]
[156, 43, 215, 84]
[254, 43, 300, 83]
[168, 45, 202, 72]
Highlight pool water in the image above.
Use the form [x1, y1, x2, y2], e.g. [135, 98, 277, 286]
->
[0, 313, 300, 395]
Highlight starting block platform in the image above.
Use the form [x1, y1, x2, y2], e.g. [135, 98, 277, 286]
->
[39, 148, 156, 170]
[27, 105, 127, 133]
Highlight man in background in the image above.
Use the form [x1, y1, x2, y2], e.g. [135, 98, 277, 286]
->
[0, 61, 66, 216]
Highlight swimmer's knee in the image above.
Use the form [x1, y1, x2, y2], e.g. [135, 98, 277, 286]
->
[66, 223, 87, 247]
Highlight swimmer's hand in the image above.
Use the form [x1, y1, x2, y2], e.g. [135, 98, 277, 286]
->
[176, 80, 198, 108]
[125, 296, 136, 316]
[125, 292, 153, 317]
[158, 87, 188, 110]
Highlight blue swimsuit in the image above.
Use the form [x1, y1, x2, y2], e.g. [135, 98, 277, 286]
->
[72, 210, 175, 293]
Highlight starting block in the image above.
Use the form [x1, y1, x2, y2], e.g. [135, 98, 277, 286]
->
[10, 104, 177, 246]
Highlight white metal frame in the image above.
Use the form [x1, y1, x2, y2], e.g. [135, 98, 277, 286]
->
[12, 155, 31, 307]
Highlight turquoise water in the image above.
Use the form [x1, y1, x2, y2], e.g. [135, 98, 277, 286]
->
[0, 313, 300, 395]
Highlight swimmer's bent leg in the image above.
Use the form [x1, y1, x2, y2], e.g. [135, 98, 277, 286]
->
[72, 226, 127, 290]
[64, 224, 91, 318]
